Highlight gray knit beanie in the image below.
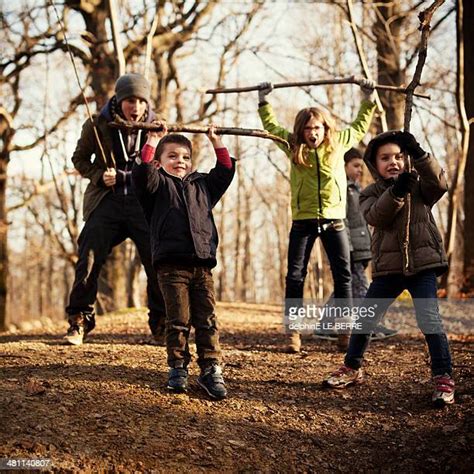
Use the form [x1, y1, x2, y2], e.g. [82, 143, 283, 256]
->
[115, 73, 151, 104]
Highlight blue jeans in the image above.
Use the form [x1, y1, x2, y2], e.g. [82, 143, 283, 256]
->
[285, 219, 352, 300]
[345, 270, 452, 376]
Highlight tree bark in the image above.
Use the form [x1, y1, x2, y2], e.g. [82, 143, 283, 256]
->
[372, 1, 406, 130]
[462, 0, 474, 294]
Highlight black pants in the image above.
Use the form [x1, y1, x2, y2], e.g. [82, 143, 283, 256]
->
[285, 219, 352, 300]
[66, 193, 166, 333]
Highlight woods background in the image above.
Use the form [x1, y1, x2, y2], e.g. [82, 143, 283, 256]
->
[1, 0, 473, 330]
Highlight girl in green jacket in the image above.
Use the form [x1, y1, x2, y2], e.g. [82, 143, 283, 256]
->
[258, 81, 376, 353]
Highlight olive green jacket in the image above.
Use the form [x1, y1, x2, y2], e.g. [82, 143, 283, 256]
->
[258, 100, 376, 220]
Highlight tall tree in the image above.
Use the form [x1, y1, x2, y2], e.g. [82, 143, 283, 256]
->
[462, 0, 474, 294]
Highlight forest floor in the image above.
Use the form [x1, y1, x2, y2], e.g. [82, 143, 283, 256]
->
[0, 302, 472, 473]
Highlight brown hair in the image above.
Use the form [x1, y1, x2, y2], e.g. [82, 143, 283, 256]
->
[290, 107, 336, 167]
[155, 134, 192, 161]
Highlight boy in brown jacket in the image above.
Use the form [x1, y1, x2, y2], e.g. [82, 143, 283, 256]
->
[324, 131, 454, 407]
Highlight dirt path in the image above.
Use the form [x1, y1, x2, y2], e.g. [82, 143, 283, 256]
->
[1, 304, 472, 472]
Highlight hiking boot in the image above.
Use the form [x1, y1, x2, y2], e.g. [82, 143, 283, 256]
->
[286, 332, 301, 353]
[167, 367, 188, 393]
[432, 374, 455, 407]
[337, 334, 350, 352]
[198, 364, 227, 400]
[64, 313, 95, 346]
[371, 325, 399, 341]
[323, 365, 364, 389]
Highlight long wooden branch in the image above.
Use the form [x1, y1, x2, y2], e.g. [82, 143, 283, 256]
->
[402, 0, 445, 273]
[108, 117, 290, 149]
[345, 0, 388, 131]
[404, 0, 445, 131]
[206, 76, 431, 100]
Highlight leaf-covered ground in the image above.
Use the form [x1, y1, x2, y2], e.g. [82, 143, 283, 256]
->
[1, 303, 472, 472]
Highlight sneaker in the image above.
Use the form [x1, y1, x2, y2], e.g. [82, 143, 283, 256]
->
[198, 364, 227, 400]
[323, 365, 364, 389]
[371, 325, 399, 341]
[64, 313, 95, 346]
[432, 374, 455, 407]
[167, 367, 188, 393]
[286, 332, 301, 353]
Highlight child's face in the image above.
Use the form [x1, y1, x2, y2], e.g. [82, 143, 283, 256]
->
[159, 142, 192, 178]
[120, 96, 147, 122]
[345, 158, 364, 183]
[375, 142, 406, 179]
[303, 116, 325, 149]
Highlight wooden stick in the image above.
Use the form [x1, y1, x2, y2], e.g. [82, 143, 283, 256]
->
[206, 76, 431, 100]
[345, 0, 388, 131]
[402, 0, 445, 273]
[108, 117, 290, 149]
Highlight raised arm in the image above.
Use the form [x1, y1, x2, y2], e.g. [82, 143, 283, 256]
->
[205, 125, 236, 206]
[360, 184, 405, 229]
[257, 82, 291, 156]
[397, 132, 448, 207]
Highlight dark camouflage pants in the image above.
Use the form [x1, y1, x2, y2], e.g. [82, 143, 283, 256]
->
[157, 264, 220, 369]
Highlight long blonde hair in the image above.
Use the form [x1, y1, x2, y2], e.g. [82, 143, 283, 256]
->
[290, 107, 336, 167]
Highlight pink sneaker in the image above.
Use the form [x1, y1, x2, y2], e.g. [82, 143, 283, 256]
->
[432, 374, 455, 407]
[324, 365, 364, 388]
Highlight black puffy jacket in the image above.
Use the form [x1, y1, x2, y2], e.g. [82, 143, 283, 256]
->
[346, 180, 372, 263]
[132, 160, 235, 268]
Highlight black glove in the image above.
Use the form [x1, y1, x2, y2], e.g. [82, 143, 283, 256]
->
[398, 132, 426, 160]
[392, 171, 418, 198]
[258, 82, 273, 104]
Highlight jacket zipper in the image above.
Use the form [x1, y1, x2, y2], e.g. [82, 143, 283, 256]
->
[315, 152, 322, 218]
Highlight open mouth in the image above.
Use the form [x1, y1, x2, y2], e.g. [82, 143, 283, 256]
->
[130, 114, 139, 122]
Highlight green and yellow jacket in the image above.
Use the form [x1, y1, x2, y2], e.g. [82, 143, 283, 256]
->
[258, 100, 376, 220]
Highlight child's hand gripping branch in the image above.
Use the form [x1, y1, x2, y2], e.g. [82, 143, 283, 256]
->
[208, 124, 232, 169]
[398, 131, 428, 161]
[392, 171, 418, 198]
[141, 120, 168, 164]
[359, 78, 376, 102]
[102, 168, 117, 187]
[258, 82, 273, 105]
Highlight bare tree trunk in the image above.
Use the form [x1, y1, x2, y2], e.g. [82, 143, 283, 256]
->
[442, 0, 470, 295]
[242, 176, 253, 301]
[372, 1, 406, 130]
[127, 245, 142, 308]
[233, 163, 243, 300]
[0, 158, 8, 330]
[462, 0, 474, 294]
